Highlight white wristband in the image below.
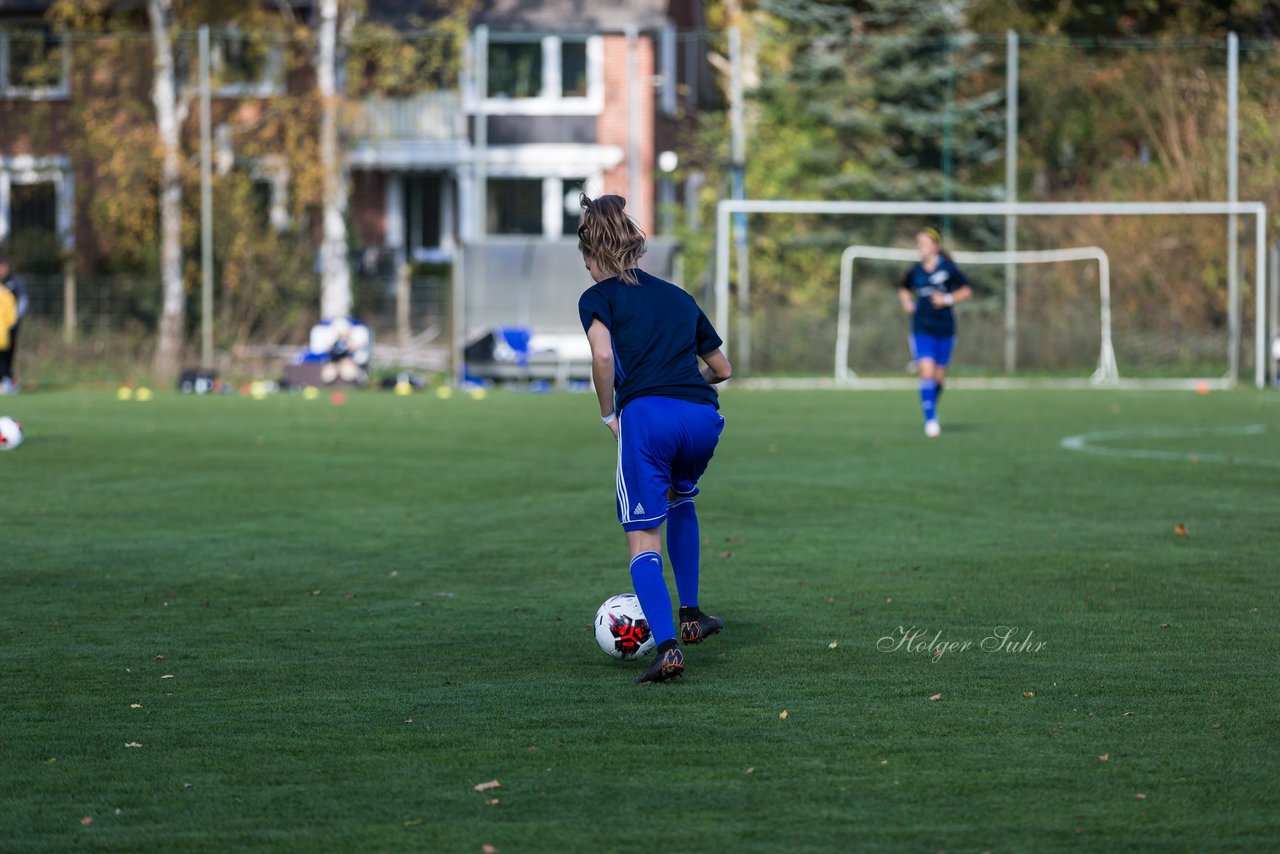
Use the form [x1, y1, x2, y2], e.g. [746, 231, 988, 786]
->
[601, 412, 617, 425]
[943, 293, 954, 306]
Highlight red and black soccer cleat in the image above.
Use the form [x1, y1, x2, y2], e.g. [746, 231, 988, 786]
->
[679, 610, 723, 645]
[634, 646, 684, 684]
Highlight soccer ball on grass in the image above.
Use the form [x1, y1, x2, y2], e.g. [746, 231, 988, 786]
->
[594, 594, 655, 660]
[0, 416, 24, 450]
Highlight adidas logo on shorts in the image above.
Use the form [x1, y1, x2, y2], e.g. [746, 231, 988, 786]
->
[633, 502, 645, 515]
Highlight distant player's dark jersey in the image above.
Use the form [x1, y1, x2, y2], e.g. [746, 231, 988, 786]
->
[578, 269, 723, 412]
[900, 256, 969, 338]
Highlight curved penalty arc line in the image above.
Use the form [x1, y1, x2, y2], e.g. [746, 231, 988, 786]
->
[1059, 424, 1280, 468]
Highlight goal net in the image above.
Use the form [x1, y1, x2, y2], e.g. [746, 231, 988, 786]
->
[713, 200, 1269, 387]
[836, 246, 1115, 383]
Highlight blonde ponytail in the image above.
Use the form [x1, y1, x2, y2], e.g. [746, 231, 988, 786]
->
[577, 194, 647, 285]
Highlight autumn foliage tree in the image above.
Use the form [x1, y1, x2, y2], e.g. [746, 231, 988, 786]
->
[37, 0, 470, 372]
[676, 1, 1280, 375]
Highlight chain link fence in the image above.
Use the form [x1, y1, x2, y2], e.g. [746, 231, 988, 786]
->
[2, 24, 1277, 382]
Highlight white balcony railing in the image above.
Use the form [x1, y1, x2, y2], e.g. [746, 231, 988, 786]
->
[347, 91, 465, 142]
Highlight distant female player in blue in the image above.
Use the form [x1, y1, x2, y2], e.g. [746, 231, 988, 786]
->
[577, 194, 733, 684]
[899, 227, 972, 437]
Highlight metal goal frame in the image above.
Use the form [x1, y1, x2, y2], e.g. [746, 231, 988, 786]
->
[836, 245, 1114, 383]
[714, 200, 1268, 388]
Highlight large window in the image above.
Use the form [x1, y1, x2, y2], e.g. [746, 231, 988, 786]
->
[10, 182, 57, 235]
[487, 178, 543, 236]
[210, 27, 284, 96]
[407, 173, 443, 250]
[0, 156, 74, 269]
[248, 156, 289, 233]
[560, 39, 588, 97]
[480, 176, 598, 239]
[488, 41, 542, 99]
[177, 27, 284, 97]
[561, 178, 588, 236]
[4, 181, 61, 273]
[0, 24, 69, 98]
[481, 35, 602, 113]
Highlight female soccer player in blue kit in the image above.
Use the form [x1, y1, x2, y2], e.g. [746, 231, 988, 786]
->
[577, 194, 733, 684]
[899, 227, 972, 437]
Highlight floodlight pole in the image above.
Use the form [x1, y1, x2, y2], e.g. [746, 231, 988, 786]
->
[473, 25, 488, 242]
[1004, 30, 1018, 375]
[626, 25, 641, 225]
[199, 24, 214, 370]
[728, 25, 749, 375]
[458, 25, 490, 386]
[1227, 32, 1239, 385]
[941, 36, 954, 238]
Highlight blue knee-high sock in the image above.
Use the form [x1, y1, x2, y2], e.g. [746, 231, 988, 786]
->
[935, 381, 944, 408]
[629, 551, 676, 646]
[919, 378, 938, 422]
[666, 499, 700, 609]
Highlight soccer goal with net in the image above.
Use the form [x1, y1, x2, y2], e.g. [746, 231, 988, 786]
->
[835, 245, 1115, 383]
[713, 200, 1269, 388]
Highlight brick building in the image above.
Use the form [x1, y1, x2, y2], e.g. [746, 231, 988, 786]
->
[0, 1, 712, 274]
[348, 0, 710, 268]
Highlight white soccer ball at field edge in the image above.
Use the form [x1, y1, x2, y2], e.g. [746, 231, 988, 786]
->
[0, 416, 24, 450]
[594, 594, 655, 660]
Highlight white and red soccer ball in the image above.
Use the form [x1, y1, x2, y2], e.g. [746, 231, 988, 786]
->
[0, 416, 22, 450]
[594, 594, 655, 660]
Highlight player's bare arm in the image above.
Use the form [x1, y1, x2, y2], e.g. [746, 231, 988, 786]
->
[899, 287, 917, 314]
[586, 318, 619, 439]
[699, 348, 733, 385]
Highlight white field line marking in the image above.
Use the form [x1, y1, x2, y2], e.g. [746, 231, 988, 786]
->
[1060, 424, 1280, 468]
[735, 377, 1233, 391]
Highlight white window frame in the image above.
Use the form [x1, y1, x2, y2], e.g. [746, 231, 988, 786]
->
[0, 154, 75, 249]
[175, 30, 284, 101]
[208, 27, 285, 98]
[483, 172, 603, 239]
[459, 144, 618, 242]
[546, 175, 597, 239]
[485, 176, 547, 237]
[471, 34, 604, 116]
[248, 155, 290, 233]
[209, 118, 287, 233]
[0, 29, 71, 100]
[399, 171, 455, 258]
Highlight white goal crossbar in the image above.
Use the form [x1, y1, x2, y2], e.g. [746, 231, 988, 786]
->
[836, 245, 1115, 383]
[714, 200, 1269, 387]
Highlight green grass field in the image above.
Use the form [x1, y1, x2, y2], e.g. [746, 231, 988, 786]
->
[2, 387, 1278, 852]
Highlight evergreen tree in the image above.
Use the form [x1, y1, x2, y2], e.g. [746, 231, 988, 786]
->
[757, 0, 1005, 247]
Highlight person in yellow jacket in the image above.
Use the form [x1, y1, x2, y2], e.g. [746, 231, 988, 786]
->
[0, 286, 14, 350]
[0, 254, 27, 394]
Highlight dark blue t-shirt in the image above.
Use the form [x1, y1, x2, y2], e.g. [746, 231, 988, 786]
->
[578, 269, 723, 412]
[900, 256, 969, 338]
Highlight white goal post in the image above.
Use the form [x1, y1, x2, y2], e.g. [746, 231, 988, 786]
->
[714, 200, 1269, 388]
[836, 245, 1115, 383]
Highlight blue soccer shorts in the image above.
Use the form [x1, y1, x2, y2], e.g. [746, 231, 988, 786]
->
[911, 332, 956, 367]
[615, 396, 725, 532]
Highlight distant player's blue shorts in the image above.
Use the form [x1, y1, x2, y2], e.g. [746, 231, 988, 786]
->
[616, 396, 725, 532]
[911, 333, 955, 367]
